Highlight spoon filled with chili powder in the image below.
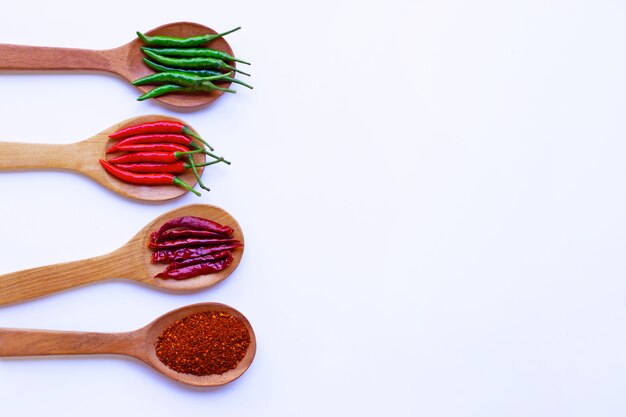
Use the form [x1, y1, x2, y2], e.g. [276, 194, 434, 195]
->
[0, 204, 243, 306]
[0, 303, 256, 387]
[0, 114, 233, 201]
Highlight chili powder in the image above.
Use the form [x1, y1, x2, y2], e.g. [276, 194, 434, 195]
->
[155, 311, 250, 376]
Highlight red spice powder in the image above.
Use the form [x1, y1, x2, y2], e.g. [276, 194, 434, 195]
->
[156, 311, 251, 376]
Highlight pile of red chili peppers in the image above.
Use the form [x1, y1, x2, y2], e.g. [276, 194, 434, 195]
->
[133, 27, 252, 101]
[149, 215, 242, 280]
[99, 120, 229, 196]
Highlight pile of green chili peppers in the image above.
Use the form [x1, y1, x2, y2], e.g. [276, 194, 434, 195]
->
[133, 27, 252, 101]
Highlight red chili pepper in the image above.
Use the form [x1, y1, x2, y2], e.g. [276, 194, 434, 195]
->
[114, 158, 222, 174]
[107, 134, 194, 153]
[156, 228, 233, 241]
[112, 157, 224, 174]
[109, 121, 213, 151]
[107, 149, 201, 164]
[107, 143, 190, 154]
[148, 238, 240, 250]
[157, 250, 231, 275]
[99, 159, 200, 196]
[152, 215, 234, 240]
[113, 161, 188, 174]
[155, 252, 233, 280]
[151, 243, 243, 263]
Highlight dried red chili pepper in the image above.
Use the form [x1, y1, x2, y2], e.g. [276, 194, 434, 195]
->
[155, 311, 250, 376]
[99, 159, 200, 196]
[152, 215, 234, 240]
[151, 243, 243, 264]
[156, 228, 232, 241]
[155, 252, 233, 280]
[109, 120, 214, 151]
[147, 215, 241, 279]
[149, 237, 239, 250]
[157, 250, 230, 275]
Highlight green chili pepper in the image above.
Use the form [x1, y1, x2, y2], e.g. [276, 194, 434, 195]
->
[137, 84, 187, 101]
[132, 71, 233, 88]
[142, 49, 250, 76]
[142, 58, 253, 89]
[137, 82, 236, 101]
[141, 47, 250, 65]
[136, 27, 241, 48]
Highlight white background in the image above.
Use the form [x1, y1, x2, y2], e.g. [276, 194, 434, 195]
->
[0, 1, 625, 416]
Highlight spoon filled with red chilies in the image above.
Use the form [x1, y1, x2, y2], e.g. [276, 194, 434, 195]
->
[0, 204, 244, 306]
[0, 114, 229, 201]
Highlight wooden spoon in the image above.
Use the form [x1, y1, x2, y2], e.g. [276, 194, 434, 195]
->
[0, 302, 256, 387]
[0, 114, 212, 201]
[0, 204, 244, 306]
[0, 22, 238, 109]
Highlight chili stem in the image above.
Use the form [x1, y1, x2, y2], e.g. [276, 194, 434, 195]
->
[224, 64, 250, 77]
[172, 177, 201, 196]
[211, 26, 242, 40]
[183, 126, 214, 151]
[181, 146, 229, 165]
[203, 149, 231, 165]
[174, 149, 205, 159]
[196, 158, 225, 167]
[187, 155, 210, 192]
[209, 84, 238, 93]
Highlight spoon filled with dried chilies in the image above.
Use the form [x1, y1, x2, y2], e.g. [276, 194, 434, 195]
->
[0, 114, 229, 201]
[0, 204, 244, 306]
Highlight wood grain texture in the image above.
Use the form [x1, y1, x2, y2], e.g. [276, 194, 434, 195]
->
[0, 303, 256, 387]
[0, 114, 208, 201]
[0, 329, 142, 357]
[0, 22, 237, 109]
[0, 204, 244, 306]
[0, 44, 114, 71]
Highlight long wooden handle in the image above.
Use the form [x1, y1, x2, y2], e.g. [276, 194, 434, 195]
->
[0, 142, 81, 171]
[0, 251, 140, 306]
[0, 44, 114, 72]
[0, 328, 141, 356]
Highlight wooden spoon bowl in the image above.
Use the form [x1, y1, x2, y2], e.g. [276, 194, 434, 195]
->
[124, 22, 236, 108]
[0, 204, 244, 306]
[0, 22, 238, 109]
[0, 302, 256, 387]
[142, 302, 256, 386]
[0, 114, 210, 201]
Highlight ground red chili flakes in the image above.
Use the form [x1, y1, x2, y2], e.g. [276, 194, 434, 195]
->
[156, 311, 250, 376]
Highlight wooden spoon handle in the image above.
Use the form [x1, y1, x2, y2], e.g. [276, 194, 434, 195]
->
[0, 328, 139, 356]
[0, 252, 139, 306]
[0, 142, 83, 171]
[0, 44, 113, 72]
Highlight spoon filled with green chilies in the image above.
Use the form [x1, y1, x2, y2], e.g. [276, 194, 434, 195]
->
[0, 22, 251, 109]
